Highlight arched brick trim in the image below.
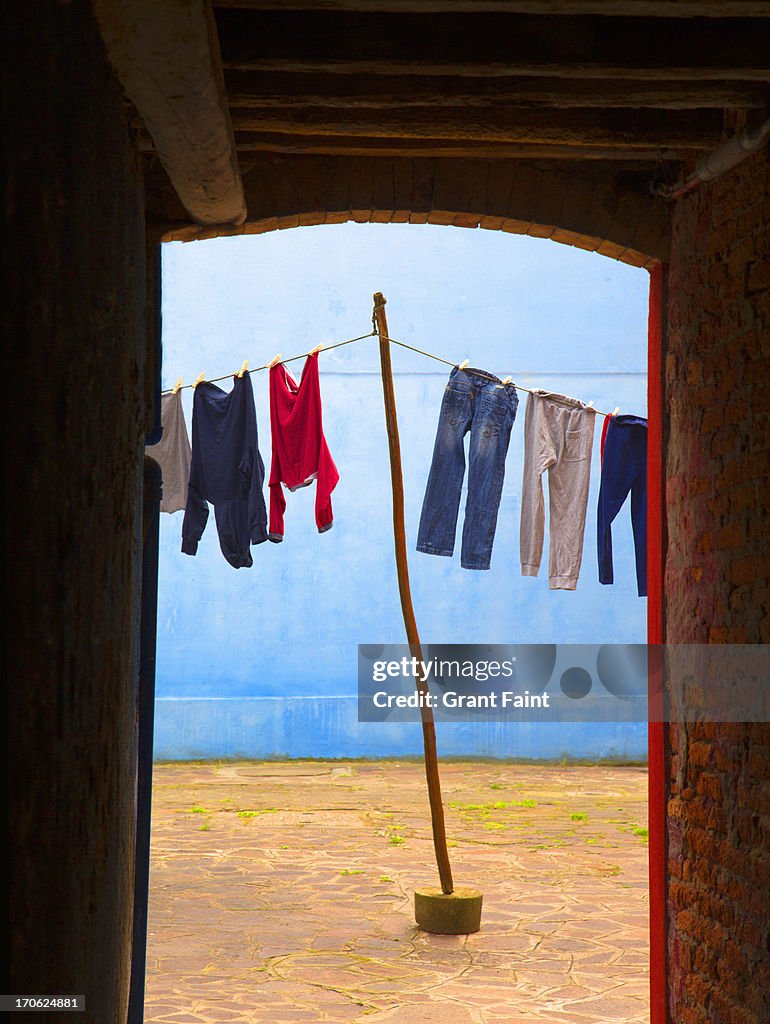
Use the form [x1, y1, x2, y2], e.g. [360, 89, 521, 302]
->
[152, 154, 669, 268]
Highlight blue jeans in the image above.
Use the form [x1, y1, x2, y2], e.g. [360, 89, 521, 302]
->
[417, 367, 518, 570]
[597, 414, 648, 597]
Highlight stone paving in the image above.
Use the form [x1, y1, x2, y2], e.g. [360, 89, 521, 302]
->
[145, 762, 649, 1024]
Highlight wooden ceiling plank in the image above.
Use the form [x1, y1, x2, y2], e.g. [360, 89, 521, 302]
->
[213, 1, 770, 17]
[231, 131, 689, 159]
[214, 10, 770, 80]
[93, 0, 246, 225]
[224, 71, 768, 109]
[222, 58, 770, 80]
[228, 105, 724, 147]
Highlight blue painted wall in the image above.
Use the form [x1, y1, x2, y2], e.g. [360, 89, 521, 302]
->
[153, 224, 649, 761]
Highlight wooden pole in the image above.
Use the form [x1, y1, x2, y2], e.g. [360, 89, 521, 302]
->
[373, 291, 454, 895]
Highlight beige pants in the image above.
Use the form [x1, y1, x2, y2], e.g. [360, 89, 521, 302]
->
[520, 389, 596, 590]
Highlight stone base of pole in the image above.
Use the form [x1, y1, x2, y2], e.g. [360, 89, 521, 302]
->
[414, 887, 483, 934]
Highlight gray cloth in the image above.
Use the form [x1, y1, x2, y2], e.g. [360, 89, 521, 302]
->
[147, 391, 192, 514]
[520, 389, 596, 591]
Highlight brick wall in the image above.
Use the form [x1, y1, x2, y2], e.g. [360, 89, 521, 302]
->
[665, 147, 770, 1023]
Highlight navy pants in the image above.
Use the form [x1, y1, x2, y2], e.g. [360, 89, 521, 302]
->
[597, 414, 648, 597]
[417, 366, 518, 570]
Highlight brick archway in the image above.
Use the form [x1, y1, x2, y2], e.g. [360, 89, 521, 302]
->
[153, 154, 668, 271]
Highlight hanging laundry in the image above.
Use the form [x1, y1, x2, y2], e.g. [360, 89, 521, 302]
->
[268, 352, 339, 541]
[597, 414, 648, 597]
[416, 366, 518, 570]
[520, 389, 596, 590]
[146, 390, 192, 513]
[182, 374, 268, 568]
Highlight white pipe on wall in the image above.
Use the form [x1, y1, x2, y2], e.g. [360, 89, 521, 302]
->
[652, 118, 770, 200]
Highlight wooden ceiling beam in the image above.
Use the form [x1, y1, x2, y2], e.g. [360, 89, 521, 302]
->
[224, 71, 768, 110]
[93, 0, 246, 226]
[215, 10, 770, 79]
[230, 132, 687, 159]
[214, 1, 770, 17]
[228, 105, 722, 147]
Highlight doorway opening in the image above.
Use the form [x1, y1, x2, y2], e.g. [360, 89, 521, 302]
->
[145, 222, 656, 1023]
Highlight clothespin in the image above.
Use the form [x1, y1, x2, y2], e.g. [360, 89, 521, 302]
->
[268, 353, 283, 368]
[612, 406, 621, 416]
[192, 372, 205, 389]
[309, 343, 324, 356]
[587, 400, 595, 409]
[172, 377, 183, 394]
[458, 359, 470, 370]
[502, 376, 512, 385]
[237, 360, 249, 378]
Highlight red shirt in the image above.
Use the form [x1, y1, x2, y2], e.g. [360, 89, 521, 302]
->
[268, 352, 339, 540]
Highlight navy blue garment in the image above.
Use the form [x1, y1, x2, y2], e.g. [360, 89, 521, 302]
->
[597, 414, 648, 597]
[182, 374, 268, 568]
[416, 366, 518, 570]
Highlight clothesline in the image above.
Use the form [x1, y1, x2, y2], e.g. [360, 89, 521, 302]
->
[164, 329, 378, 391]
[380, 335, 617, 418]
[162, 320, 620, 418]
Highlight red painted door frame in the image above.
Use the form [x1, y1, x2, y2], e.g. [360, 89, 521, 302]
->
[647, 262, 667, 1024]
